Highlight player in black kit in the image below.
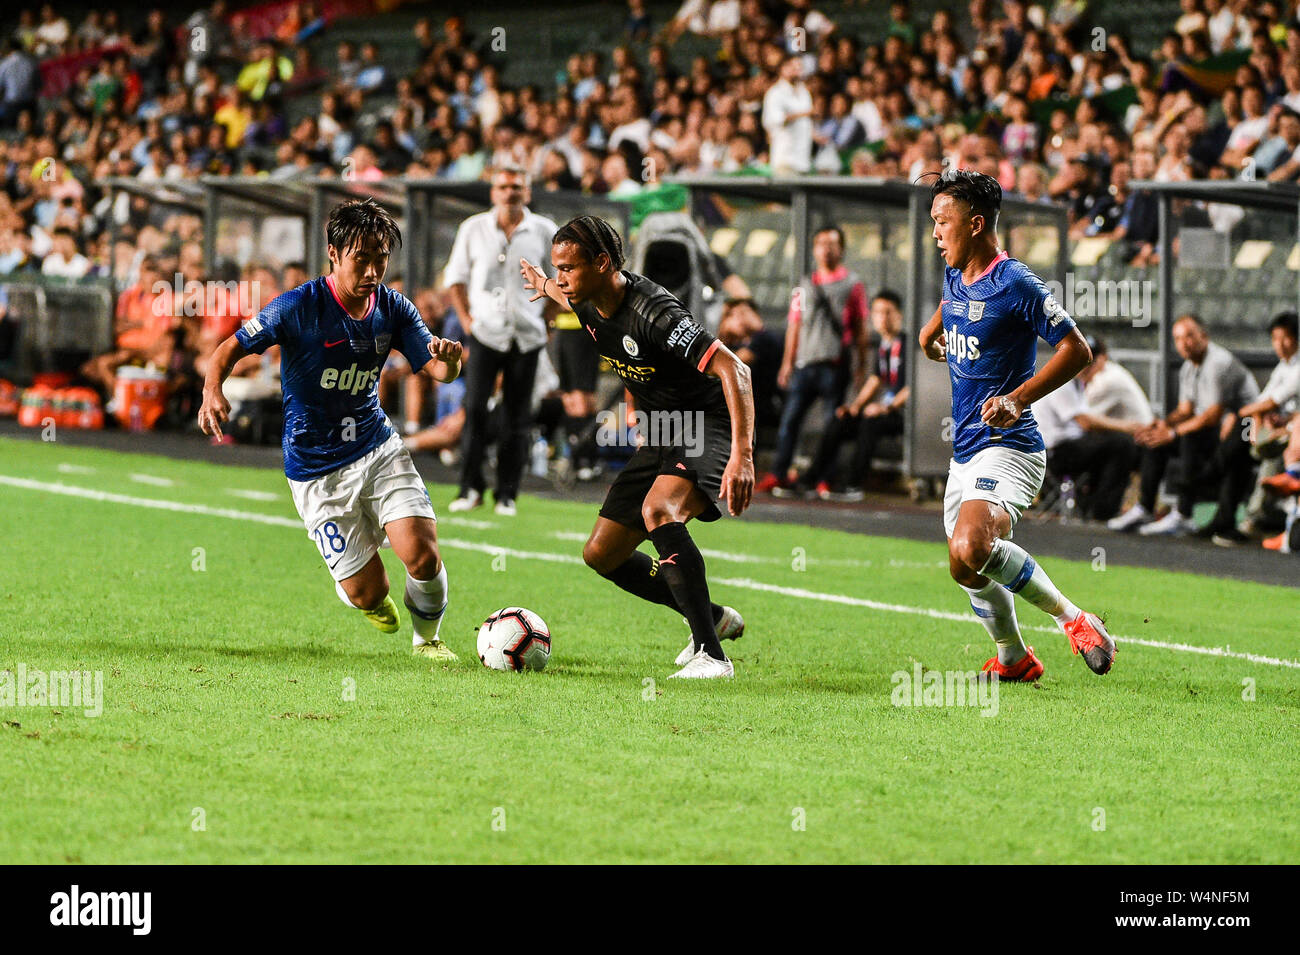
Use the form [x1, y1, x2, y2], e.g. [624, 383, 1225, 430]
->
[520, 216, 756, 678]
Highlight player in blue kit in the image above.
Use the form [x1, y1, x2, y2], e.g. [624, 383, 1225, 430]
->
[197, 198, 464, 661]
[918, 171, 1116, 680]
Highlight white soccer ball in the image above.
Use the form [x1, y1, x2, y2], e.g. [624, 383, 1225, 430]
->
[477, 607, 551, 672]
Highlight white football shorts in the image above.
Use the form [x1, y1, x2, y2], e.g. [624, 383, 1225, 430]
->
[942, 446, 1046, 540]
[288, 432, 436, 581]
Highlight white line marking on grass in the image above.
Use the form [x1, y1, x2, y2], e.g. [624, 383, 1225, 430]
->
[3, 474, 1297, 670]
[57, 463, 96, 474]
[129, 473, 175, 487]
[549, 531, 945, 568]
[0, 476, 301, 528]
[226, 488, 279, 501]
[442, 516, 497, 530]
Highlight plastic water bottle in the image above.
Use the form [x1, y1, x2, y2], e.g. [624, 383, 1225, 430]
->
[530, 436, 549, 477]
[1059, 478, 1077, 523]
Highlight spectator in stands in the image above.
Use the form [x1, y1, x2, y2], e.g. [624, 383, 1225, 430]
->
[0, 40, 38, 129]
[600, 151, 642, 197]
[355, 41, 393, 96]
[626, 0, 651, 42]
[32, 5, 71, 58]
[1118, 148, 1161, 264]
[41, 227, 91, 279]
[1109, 315, 1260, 544]
[762, 54, 813, 175]
[1034, 341, 1147, 522]
[798, 289, 909, 501]
[1237, 311, 1300, 537]
[759, 225, 867, 495]
[237, 42, 293, 104]
[335, 40, 361, 90]
[1252, 106, 1300, 179]
[444, 164, 558, 516]
[80, 255, 177, 392]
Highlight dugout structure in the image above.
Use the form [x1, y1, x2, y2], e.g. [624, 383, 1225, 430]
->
[665, 176, 1068, 482]
[1122, 179, 1300, 412]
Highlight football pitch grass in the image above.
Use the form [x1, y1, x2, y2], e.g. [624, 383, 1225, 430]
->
[1, 435, 1297, 864]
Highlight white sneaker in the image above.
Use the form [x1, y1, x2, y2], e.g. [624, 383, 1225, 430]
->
[674, 606, 745, 665]
[1106, 503, 1150, 532]
[494, 498, 517, 516]
[448, 489, 482, 512]
[669, 648, 734, 679]
[1138, 510, 1197, 536]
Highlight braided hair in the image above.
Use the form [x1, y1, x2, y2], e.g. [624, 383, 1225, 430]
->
[552, 215, 625, 270]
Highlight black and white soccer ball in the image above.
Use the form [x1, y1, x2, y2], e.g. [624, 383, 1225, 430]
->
[477, 607, 551, 671]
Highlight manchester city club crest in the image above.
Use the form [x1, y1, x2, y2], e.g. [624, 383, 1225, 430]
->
[622, 335, 639, 357]
[374, 333, 391, 353]
[966, 300, 985, 322]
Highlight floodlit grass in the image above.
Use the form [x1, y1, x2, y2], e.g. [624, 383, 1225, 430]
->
[1, 437, 1296, 863]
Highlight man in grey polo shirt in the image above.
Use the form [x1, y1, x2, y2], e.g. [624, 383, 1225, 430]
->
[444, 164, 558, 515]
[1109, 315, 1259, 543]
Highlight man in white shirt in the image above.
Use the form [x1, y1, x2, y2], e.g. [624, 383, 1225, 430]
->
[1032, 344, 1142, 522]
[444, 164, 558, 515]
[41, 228, 91, 280]
[762, 55, 813, 175]
[1109, 316, 1260, 543]
[1240, 311, 1299, 534]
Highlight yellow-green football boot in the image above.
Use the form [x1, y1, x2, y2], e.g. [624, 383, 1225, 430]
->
[362, 595, 401, 634]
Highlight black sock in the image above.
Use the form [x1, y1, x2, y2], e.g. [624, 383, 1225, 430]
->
[599, 551, 723, 622]
[648, 522, 724, 659]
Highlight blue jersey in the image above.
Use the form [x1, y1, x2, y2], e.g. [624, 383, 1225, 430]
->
[235, 276, 434, 480]
[941, 252, 1076, 463]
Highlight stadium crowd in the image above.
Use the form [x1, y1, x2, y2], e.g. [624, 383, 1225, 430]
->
[1, 0, 1299, 547]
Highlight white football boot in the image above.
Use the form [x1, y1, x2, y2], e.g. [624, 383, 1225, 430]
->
[675, 605, 745, 665]
[1106, 503, 1150, 532]
[669, 648, 735, 679]
[1138, 510, 1197, 536]
[448, 489, 482, 513]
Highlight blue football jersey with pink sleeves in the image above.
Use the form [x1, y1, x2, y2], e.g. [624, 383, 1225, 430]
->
[235, 276, 434, 479]
[941, 252, 1076, 463]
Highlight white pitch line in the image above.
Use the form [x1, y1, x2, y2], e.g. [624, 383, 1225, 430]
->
[548, 531, 944, 569]
[442, 516, 498, 530]
[3, 474, 1297, 670]
[226, 488, 279, 502]
[129, 473, 175, 487]
[56, 463, 96, 475]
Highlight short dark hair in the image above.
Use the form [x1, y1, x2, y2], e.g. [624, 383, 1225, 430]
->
[813, 224, 845, 246]
[873, 289, 902, 309]
[926, 169, 1002, 231]
[553, 215, 625, 269]
[326, 197, 402, 256]
[1270, 311, 1299, 338]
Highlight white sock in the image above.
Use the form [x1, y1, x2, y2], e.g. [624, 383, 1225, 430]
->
[979, 538, 1081, 626]
[960, 580, 1026, 664]
[404, 564, 448, 646]
[335, 580, 360, 609]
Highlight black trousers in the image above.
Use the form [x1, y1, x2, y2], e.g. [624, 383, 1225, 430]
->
[458, 336, 540, 501]
[1046, 431, 1138, 520]
[1138, 425, 1256, 529]
[805, 408, 904, 489]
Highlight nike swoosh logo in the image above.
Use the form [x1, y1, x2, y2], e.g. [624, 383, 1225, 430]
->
[324, 339, 347, 348]
[659, 553, 679, 566]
